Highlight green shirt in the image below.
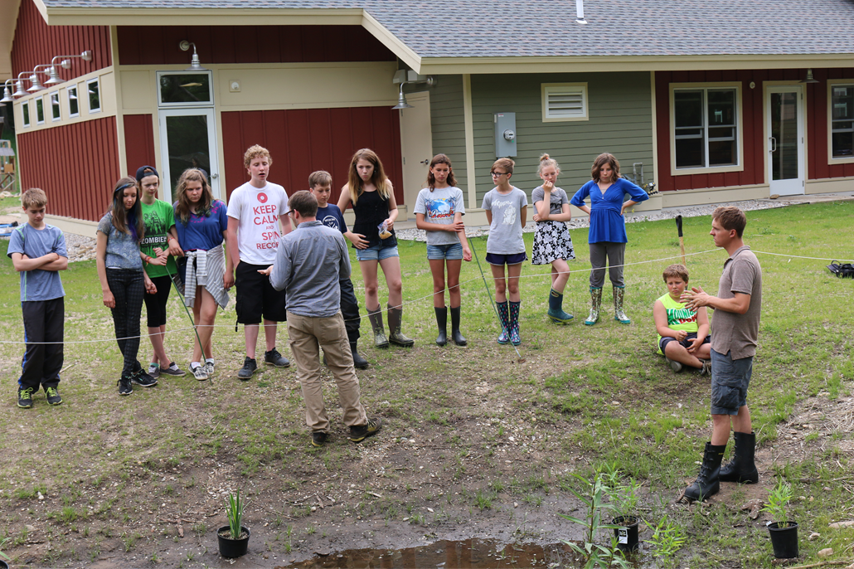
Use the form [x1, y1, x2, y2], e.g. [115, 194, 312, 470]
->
[140, 199, 178, 278]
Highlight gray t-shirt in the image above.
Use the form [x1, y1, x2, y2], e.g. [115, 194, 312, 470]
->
[531, 185, 569, 217]
[481, 186, 527, 255]
[413, 186, 466, 246]
[7, 223, 67, 302]
[710, 246, 762, 360]
[97, 213, 144, 271]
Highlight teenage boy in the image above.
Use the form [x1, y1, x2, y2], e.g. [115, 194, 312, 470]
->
[227, 145, 292, 379]
[8, 188, 68, 408]
[266, 191, 382, 447]
[308, 170, 369, 369]
[681, 206, 762, 501]
[653, 263, 712, 374]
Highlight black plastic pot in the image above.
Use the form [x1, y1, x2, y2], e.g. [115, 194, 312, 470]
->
[612, 515, 639, 552]
[768, 521, 798, 559]
[217, 525, 250, 558]
[0, 559, 9, 569]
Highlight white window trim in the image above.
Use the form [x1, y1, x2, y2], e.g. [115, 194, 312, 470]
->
[156, 70, 215, 108]
[669, 81, 744, 176]
[67, 86, 80, 118]
[541, 82, 588, 123]
[35, 97, 45, 125]
[50, 91, 61, 122]
[827, 79, 854, 165]
[87, 78, 101, 114]
[21, 100, 30, 128]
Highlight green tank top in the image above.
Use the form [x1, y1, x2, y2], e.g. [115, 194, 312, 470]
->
[656, 293, 699, 354]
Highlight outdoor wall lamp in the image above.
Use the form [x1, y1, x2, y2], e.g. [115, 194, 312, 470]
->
[179, 41, 207, 71]
[26, 66, 54, 92]
[43, 51, 94, 85]
[391, 70, 435, 110]
[0, 80, 15, 103]
[800, 69, 819, 84]
[12, 73, 33, 98]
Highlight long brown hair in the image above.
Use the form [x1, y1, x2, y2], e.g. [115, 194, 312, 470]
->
[347, 148, 391, 206]
[426, 154, 457, 191]
[174, 168, 213, 224]
[109, 177, 144, 241]
[591, 153, 620, 183]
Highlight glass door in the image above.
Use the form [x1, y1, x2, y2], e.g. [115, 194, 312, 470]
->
[158, 108, 221, 201]
[766, 86, 804, 196]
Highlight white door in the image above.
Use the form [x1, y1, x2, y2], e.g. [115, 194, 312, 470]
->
[766, 85, 805, 196]
[158, 108, 221, 201]
[398, 91, 433, 213]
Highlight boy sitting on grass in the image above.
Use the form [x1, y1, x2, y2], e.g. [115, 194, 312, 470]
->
[653, 264, 711, 374]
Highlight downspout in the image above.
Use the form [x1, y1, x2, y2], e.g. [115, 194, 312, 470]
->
[576, 0, 588, 24]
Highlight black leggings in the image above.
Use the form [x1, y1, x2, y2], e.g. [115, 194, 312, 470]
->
[143, 274, 172, 328]
[107, 268, 145, 376]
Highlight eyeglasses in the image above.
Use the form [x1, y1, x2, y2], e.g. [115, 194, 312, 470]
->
[490, 171, 508, 177]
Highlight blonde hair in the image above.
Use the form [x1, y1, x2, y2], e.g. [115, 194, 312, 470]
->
[22, 188, 47, 209]
[537, 153, 560, 177]
[347, 148, 391, 206]
[243, 145, 273, 169]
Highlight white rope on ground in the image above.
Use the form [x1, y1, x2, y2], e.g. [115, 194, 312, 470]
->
[1, 248, 845, 346]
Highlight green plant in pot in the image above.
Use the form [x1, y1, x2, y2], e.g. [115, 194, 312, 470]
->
[0, 536, 10, 569]
[762, 478, 798, 559]
[607, 473, 642, 553]
[217, 490, 250, 558]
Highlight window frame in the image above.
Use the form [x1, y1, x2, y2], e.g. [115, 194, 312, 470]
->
[827, 79, 854, 165]
[669, 82, 744, 176]
[541, 83, 589, 123]
[87, 78, 101, 114]
[67, 85, 80, 118]
[50, 91, 61, 122]
[35, 97, 45, 125]
[21, 100, 30, 128]
[156, 71, 215, 108]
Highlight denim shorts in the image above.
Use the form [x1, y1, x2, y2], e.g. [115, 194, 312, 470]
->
[659, 332, 711, 353]
[356, 242, 399, 262]
[710, 348, 753, 415]
[427, 242, 463, 260]
[486, 252, 527, 266]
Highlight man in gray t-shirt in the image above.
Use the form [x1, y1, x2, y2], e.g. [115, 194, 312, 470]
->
[680, 206, 762, 501]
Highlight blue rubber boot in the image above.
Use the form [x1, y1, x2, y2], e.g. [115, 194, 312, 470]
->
[547, 289, 574, 324]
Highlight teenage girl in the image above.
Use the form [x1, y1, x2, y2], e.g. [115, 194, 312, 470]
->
[481, 158, 528, 346]
[337, 148, 414, 348]
[172, 168, 232, 381]
[531, 154, 575, 324]
[96, 177, 159, 396]
[137, 165, 186, 378]
[414, 154, 472, 347]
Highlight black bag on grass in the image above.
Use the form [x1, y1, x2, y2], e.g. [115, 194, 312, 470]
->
[827, 260, 854, 278]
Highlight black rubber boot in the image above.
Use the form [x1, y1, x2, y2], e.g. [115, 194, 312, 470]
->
[387, 304, 415, 347]
[719, 431, 758, 484]
[434, 306, 448, 346]
[684, 442, 726, 502]
[350, 341, 369, 370]
[450, 306, 467, 346]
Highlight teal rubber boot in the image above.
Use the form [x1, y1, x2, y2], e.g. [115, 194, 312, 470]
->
[547, 289, 573, 324]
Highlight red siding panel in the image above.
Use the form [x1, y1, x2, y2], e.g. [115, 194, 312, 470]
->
[219, 107, 403, 204]
[17, 117, 120, 222]
[123, 115, 157, 176]
[116, 25, 395, 66]
[11, 0, 111, 81]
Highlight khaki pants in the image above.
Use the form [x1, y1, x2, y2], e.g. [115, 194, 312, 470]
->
[287, 311, 367, 432]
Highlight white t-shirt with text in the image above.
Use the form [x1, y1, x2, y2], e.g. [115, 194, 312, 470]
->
[227, 181, 289, 265]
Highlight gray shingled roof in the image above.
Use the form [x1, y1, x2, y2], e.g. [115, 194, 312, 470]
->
[42, 0, 854, 58]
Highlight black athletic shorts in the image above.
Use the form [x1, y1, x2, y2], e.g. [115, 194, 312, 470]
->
[235, 261, 287, 324]
[143, 274, 172, 328]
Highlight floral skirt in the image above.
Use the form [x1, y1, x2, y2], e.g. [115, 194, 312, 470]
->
[531, 221, 575, 265]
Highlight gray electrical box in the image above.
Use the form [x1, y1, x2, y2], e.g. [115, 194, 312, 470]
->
[494, 112, 517, 157]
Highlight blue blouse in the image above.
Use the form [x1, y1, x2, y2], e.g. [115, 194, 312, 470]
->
[570, 178, 648, 244]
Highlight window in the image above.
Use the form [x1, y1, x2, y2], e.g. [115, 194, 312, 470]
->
[541, 83, 588, 122]
[88, 78, 101, 113]
[36, 98, 45, 124]
[22, 101, 30, 127]
[157, 72, 213, 107]
[831, 84, 854, 158]
[67, 86, 79, 117]
[673, 87, 738, 169]
[50, 92, 61, 121]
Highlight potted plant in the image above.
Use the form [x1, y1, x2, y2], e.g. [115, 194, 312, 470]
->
[217, 490, 250, 558]
[762, 478, 798, 559]
[0, 536, 10, 569]
[609, 476, 642, 552]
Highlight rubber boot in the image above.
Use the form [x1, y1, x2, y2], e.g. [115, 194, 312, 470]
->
[547, 288, 574, 324]
[719, 431, 759, 484]
[584, 286, 602, 326]
[509, 300, 521, 346]
[614, 285, 631, 324]
[434, 306, 448, 347]
[387, 304, 415, 347]
[367, 306, 389, 349]
[351, 341, 369, 370]
[684, 442, 726, 502]
[450, 306, 467, 346]
[496, 301, 510, 344]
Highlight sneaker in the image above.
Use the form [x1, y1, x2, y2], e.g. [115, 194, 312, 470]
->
[117, 376, 133, 396]
[349, 417, 383, 443]
[264, 348, 290, 368]
[131, 370, 158, 388]
[666, 357, 683, 373]
[191, 364, 208, 381]
[160, 362, 186, 377]
[311, 431, 328, 447]
[147, 363, 161, 378]
[17, 386, 35, 408]
[204, 360, 215, 377]
[45, 387, 63, 406]
[700, 359, 712, 376]
[238, 357, 257, 380]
